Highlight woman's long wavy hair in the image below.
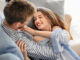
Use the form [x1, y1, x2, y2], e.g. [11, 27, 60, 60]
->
[36, 7, 73, 40]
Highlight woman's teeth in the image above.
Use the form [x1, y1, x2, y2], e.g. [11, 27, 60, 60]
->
[37, 24, 40, 26]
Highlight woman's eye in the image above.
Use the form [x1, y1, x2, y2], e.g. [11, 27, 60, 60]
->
[39, 16, 42, 19]
[33, 17, 37, 21]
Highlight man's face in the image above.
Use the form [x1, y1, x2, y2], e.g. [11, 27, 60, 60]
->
[16, 16, 32, 30]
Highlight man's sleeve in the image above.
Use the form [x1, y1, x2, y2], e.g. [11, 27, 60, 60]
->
[0, 53, 21, 60]
[0, 28, 24, 60]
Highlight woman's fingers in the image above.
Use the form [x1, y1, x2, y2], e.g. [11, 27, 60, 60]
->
[23, 25, 36, 35]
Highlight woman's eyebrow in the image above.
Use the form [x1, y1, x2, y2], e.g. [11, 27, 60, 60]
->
[38, 15, 42, 17]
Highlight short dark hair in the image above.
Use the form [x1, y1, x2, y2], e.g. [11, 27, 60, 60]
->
[6, 0, 11, 2]
[4, 0, 36, 25]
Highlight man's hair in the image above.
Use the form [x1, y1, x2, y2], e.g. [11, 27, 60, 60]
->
[6, 0, 11, 2]
[4, 0, 36, 25]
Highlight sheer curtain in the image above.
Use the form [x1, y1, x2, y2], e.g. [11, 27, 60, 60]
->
[65, 0, 80, 45]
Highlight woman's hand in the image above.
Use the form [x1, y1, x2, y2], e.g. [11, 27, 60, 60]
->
[16, 40, 30, 60]
[22, 25, 36, 35]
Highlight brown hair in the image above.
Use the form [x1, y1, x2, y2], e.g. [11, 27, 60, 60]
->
[36, 7, 73, 40]
[4, 0, 36, 25]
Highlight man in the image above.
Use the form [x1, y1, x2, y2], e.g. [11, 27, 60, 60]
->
[1, 0, 56, 60]
[0, 0, 34, 60]
[0, 12, 24, 60]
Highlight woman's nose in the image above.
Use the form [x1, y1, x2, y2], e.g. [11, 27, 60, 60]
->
[35, 19, 41, 24]
[35, 19, 40, 22]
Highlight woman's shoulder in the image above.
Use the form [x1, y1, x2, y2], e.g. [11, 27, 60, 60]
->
[51, 26, 69, 36]
[51, 26, 70, 44]
[52, 26, 62, 32]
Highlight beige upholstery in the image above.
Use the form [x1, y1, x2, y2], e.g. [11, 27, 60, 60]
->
[65, 14, 80, 56]
[71, 44, 80, 56]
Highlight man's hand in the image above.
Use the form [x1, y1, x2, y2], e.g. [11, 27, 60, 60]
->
[16, 40, 30, 60]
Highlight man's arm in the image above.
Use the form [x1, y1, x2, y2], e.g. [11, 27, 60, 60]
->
[0, 28, 24, 60]
[0, 53, 21, 60]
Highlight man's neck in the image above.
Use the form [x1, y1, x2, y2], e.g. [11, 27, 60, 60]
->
[3, 21, 17, 30]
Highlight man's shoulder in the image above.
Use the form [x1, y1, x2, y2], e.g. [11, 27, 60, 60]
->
[0, 24, 15, 48]
[0, 24, 24, 60]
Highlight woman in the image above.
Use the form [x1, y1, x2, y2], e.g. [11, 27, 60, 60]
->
[17, 7, 80, 60]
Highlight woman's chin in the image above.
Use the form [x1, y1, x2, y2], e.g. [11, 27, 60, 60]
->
[37, 27, 44, 30]
[36, 26, 45, 30]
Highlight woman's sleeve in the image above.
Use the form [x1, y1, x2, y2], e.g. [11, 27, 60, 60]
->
[50, 28, 70, 54]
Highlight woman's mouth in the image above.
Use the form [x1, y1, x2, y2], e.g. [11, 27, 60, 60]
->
[36, 23, 41, 27]
[37, 24, 40, 26]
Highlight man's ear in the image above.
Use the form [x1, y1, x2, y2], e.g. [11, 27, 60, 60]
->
[13, 22, 21, 28]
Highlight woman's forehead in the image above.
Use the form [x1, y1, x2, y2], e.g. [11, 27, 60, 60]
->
[34, 11, 44, 17]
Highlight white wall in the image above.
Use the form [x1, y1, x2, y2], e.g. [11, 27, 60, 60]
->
[0, 0, 7, 12]
[65, 0, 80, 45]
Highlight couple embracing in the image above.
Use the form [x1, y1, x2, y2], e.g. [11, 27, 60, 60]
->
[0, 0, 80, 60]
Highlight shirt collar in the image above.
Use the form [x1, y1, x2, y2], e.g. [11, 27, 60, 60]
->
[1, 23, 20, 35]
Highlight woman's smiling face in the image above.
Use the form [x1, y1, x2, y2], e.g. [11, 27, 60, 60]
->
[33, 11, 51, 31]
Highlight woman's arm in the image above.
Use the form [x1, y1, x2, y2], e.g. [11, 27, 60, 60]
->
[34, 26, 60, 38]
[23, 25, 70, 54]
[35, 30, 51, 38]
[23, 25, 60, 38]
